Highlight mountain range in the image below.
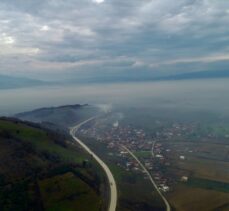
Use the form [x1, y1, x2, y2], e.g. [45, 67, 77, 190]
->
[1, 69, 229, 90]
[0, 74, 47, 89]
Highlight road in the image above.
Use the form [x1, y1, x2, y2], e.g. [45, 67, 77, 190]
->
[70, 118, 117, 211]
[151, 141, 156, 158]
[121, 145, 171, 211]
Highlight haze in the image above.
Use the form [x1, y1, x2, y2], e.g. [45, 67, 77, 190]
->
[0, 79, 229, 118]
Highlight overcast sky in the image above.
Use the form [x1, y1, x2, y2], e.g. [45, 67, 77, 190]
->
[0, 0, 229, 80]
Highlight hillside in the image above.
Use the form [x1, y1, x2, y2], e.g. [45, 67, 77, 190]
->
[15, 104, 100, 128]
[0, 118, 106, 211]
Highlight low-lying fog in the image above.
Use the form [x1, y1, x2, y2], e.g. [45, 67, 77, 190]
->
[0, 79, 229, 119]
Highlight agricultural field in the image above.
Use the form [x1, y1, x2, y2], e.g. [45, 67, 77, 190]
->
[165, 141, 229, 182]
[163, 138, 229, 211]
[167, 184, 229, 211]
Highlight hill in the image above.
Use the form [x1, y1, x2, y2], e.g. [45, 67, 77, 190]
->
[15, 104, 100, 128]
[0, 118, 106, 211]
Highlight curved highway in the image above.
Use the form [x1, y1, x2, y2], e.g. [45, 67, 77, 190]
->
[70, 118, 117, 211]
[121, 145, 171, 211]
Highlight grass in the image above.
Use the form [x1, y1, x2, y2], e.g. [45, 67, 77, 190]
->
[175, 156, 229, 182]
[0, 119, 86, 163]
[194, 122, 229, 139]
[166, 140, 229, 183]
[134, 151, 152, 159]
[167, 184, 229, 211]
[109, 162, 165, 211]
[0, 119, 104, 211]
[187, 177, 229, 193]
[39, 172, 101, 211]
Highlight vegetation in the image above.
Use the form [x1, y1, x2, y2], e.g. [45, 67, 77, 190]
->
[167, 184, 229, 211]
[134, 151, 151, 159]
[187, 177, 229, 193]
[78, 135, 165, 211]
[0, 118, 104, 211]
[39, 172, 101, 211]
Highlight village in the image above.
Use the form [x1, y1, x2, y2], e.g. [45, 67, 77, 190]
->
[78, 118, 200, 193]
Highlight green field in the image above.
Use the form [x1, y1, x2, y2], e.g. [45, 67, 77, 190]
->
[0, 119, 86, 163]
[187, 177, 229, 193]
[39, 172, 101, 211]
[134, 151, 152, 159]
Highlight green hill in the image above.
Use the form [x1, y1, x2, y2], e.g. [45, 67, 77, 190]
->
[0, 118, 105, 211]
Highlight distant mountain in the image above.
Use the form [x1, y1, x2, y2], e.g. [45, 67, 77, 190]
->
[157, 69, 229, 81]
[15, 104, 100, 128]
[63, 69, 229, 85]
[2, 69, 228, 90]
[0, 74, 48, 89]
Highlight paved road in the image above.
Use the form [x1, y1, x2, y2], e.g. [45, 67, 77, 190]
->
[70, 118, 117, 211]
[121, 145, 171, 211]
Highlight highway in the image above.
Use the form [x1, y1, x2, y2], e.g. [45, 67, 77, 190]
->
[121, 145, 171, 211]
[70, 118, 117, 211]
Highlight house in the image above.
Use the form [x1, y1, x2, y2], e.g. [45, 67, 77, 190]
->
[179, 155, 185, 160]
[181, 176, 189, 182]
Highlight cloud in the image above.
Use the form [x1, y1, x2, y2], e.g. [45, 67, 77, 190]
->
[0, 47, 40, 56]
[92, 0, 105, 4]
[40, 25, 50, 31]
[0, 0, 229, 80]
[163, 54, 229, 65]
[0, 33, 15, 45]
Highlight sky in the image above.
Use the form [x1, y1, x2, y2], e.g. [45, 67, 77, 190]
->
[0, 0, 229, 80]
